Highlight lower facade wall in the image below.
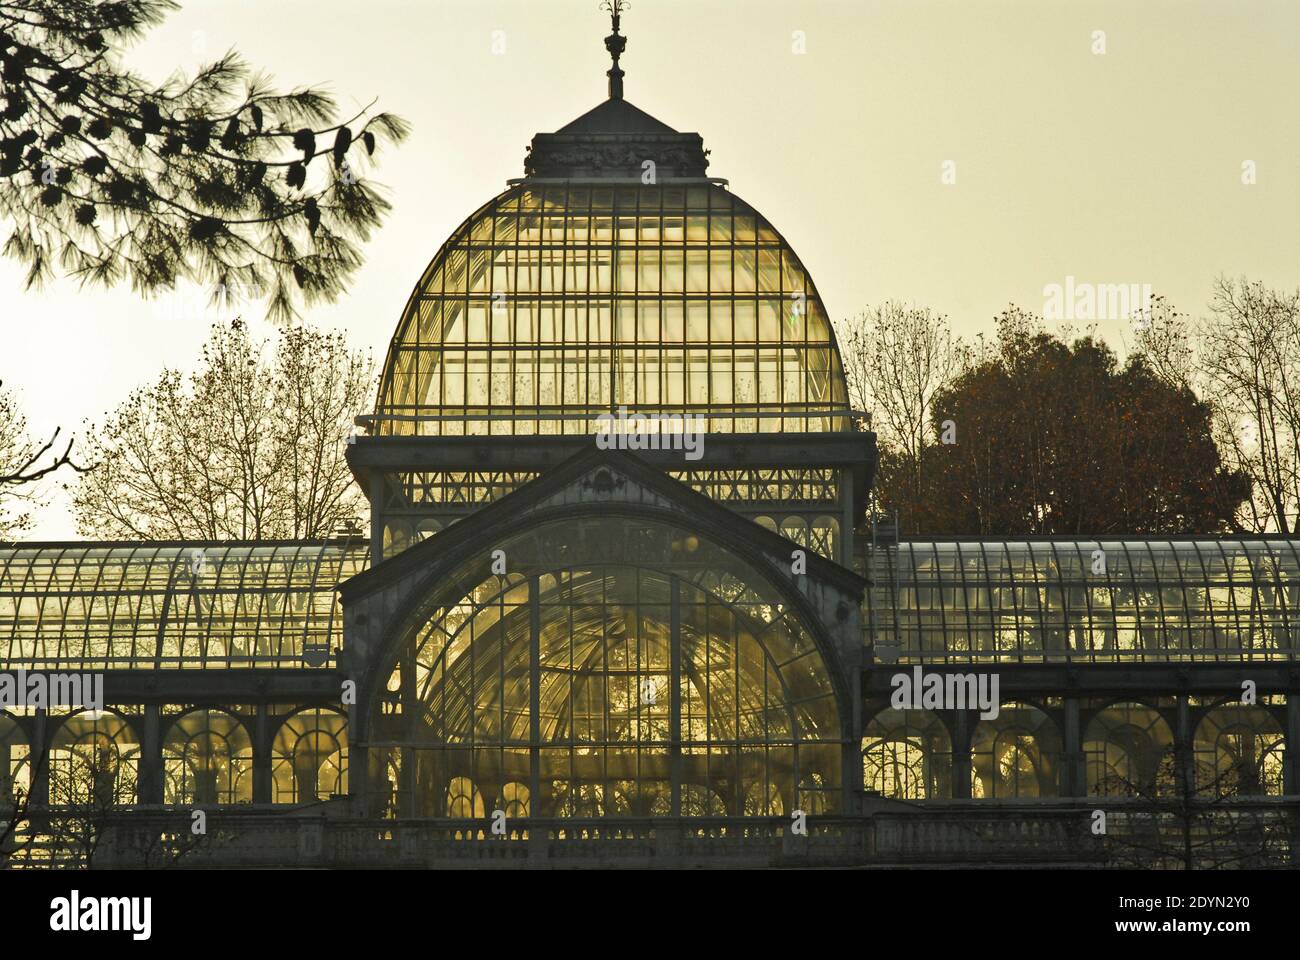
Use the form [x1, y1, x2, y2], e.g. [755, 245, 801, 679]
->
[54, 802, 1300, 869]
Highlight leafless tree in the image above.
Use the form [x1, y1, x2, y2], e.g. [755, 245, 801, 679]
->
[72, 318, 372, 539]
[1095, 744, 1290, 869]
[0, 738, 123, 869]
[0, 740, 44, 867]
[1199, 277, 1300, 534]
[836, 302, 959, 511]
[1, 740, 224, 869]
[1130, 294, 1198, 392]
[0, 379, 84, 536]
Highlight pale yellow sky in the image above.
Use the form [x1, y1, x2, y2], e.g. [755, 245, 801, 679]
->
[2, 0, 1297, 538]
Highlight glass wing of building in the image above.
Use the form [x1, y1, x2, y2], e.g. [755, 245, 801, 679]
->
[0, 541, 367, 669]
[865, 539, 1300, 663]
[6, 538, 1300, 672]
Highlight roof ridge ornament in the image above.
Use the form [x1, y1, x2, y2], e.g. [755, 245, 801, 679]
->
[601, 0, 628, 100]
[519, 0, 712, 180]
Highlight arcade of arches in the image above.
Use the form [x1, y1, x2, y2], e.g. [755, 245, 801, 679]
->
[862, 699, 1287, 801]
[3, 698, 1286, 820]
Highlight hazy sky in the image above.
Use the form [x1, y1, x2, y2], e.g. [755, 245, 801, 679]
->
[2, 0, 1297, 538]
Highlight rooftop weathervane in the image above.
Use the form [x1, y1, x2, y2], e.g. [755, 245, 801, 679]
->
[601, 0, 629, 100]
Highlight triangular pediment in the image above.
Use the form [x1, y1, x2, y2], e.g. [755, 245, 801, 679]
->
[556, 98, 679, 135]
[338, 444, 865, 719]
[341, 444, 864, 602]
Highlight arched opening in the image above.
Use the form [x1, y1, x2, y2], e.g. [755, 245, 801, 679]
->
[971, 702, 1061, 799]
[163, 709, 253, 805]
[369, 517, 844, 819]
[498, 781, 530, 818]
[862, 708, 952, 800]
[1194, 704, 1285, 797]
[1083, 702, 1175, 797]
[50, 710, 139, 807]
[446, 775, 486, 817]
[272, 708, 348, 804]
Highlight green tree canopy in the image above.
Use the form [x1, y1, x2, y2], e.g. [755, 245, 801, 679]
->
[0, 0, 408, 321]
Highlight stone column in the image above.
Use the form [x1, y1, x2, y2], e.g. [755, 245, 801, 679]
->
[529, 578, 541, 812]
[139, 705, 163, 804]
[1286, 693, 1300, 795]
[30, 708, 49, 807]
[1062, 698, 1084, 797]
[1176, 695, 1195, 794]
[252, 703, 272, 804]
[669, 577, 682, 817]
[951, 710, 972, 799]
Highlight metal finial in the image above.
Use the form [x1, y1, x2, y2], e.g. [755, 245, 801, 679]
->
[600, 0, 628, 100]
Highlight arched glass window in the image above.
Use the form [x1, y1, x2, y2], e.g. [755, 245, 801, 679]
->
[863, 708, 952, 800]
[163, 709, 253, 805]
[971, 702, 1061, 799]
[739, 780, 784, 817]
[1083, 702, 1174, 797]
[446, 776, 485, 818]
[272, 708, 348, 804]
[810, 515, 838, 559]
[414, 518, 443, 545]
[371, 517, 843, 818]
[1194, 703, 1285, 797]
[50, 710, 139, 806]
[681, 783, 727, 818]
[497, 782, 530, 818]
[779, 516, 808, 548]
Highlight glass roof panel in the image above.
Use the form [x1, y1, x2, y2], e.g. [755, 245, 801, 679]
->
[372, 183, 851, 436]
[0, 542, 368, 670]
[868, 540, 1300, 664]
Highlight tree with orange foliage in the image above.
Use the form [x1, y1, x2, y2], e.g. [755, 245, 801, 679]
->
[878, 308, 1249, 536]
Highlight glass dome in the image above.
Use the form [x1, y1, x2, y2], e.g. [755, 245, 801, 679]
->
[372, 182, 851, 436]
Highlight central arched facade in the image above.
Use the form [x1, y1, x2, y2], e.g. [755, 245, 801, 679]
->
[340, 49, 870, 834]
[362, 509, 848, 820]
